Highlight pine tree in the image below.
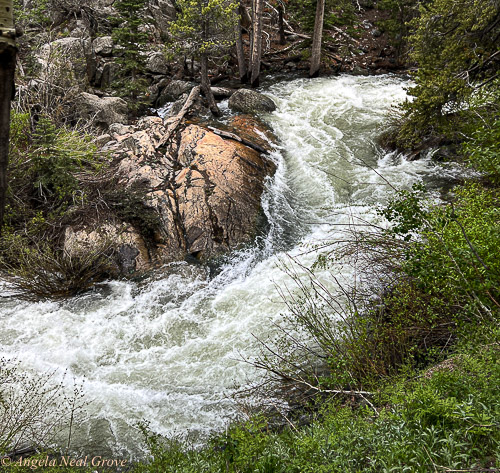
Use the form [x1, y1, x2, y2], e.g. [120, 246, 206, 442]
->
[171, 0, 238, 115]
[396, 0, 500, 148]
[111, 0, 150, 113]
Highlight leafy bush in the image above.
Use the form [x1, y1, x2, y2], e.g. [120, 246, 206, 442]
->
[134, 342, 499, 473]
[394, 184, 500, 323]
[464, 115, 500, 184]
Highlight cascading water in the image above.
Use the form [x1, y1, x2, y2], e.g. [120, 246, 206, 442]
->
[0, 74, 461, 458]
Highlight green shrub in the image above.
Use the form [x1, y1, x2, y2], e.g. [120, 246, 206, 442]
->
[133, 341, 499, 473]
[396, 184, 500, 323]
[465, 115, 500, 184]
[1, 112, 114, 298]
[7, 112, 103, 224]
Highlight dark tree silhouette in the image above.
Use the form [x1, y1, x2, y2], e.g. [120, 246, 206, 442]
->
[0, 0, 17, 233]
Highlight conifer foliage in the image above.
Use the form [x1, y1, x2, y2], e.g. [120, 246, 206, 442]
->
[396, 0, 500, 148]
[171, 0, 238, 114]
[111, 0, 150, 112]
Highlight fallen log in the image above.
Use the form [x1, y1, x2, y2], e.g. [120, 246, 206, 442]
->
[157, 85, 201, 149]
[210, 86, 235, 98]
[267, 39, 305, 56]
[207, 126, 270, 155]
[284, 29, 311, 39]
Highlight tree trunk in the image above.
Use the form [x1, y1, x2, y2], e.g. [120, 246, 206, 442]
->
[250, 0, 263, 87]
[309, 0, 325, 78]
[248, 3, 254, 73]
[200, 53, 220, 116]
[0, 0, 16, 234]
[278, 2, 286, 45]
[234, 3, 248, 83]
[239, 3, 252, 30]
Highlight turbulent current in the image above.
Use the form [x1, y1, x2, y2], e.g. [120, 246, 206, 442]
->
[0, 75, 460, 458]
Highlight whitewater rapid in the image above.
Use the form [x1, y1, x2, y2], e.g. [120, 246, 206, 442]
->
[0, 74, 461, 458]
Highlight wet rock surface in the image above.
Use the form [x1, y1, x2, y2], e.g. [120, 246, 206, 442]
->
[228, 89, 277, 113]
[175, 124, 276, 259]
[66, 115, 277, 274]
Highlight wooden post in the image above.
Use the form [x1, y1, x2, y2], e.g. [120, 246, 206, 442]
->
[0, 0, 16, 233]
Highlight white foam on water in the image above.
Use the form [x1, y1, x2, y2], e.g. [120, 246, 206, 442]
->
[0, 74, 463, 458]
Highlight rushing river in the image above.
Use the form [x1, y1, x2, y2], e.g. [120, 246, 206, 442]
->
[0, 75, 460, 458]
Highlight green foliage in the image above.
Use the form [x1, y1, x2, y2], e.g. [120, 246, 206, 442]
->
[379, 182, 427, 239]
[287, 0, 355, 33]
[385, 184, 500, 322]
[394, 0, 500, 149]
[376, 0, 417, 64]
[1, 112, 112, 298]
[169, 0, 238, 58]
[7, 113, 102, 222]
[30, 117, 100, 206]
[464, 114, 500, 184]
[13, 0, 50, 27]
[134, 342, 499, 473]
[110, 0, 150, 110]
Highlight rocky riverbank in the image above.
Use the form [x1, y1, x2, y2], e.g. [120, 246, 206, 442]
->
[15, 0, 405, 127]
[8, 0, 406, 288]
[64, 100, 277, 276]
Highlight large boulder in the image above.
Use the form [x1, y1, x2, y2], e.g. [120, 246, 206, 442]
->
[76, 93, 128, 128]
[148, 0, 177, 36]
[175, 125, 276, 258]
[158, 80, 197, 105]
[70, 116, 277, 273]
[64, 223, 150, 274]
[93, 36, 114, 57]
[37, 37, 95, 90]
[228, 89, 277, 114]
[114, 118, 276, 262]
[146, 52, 169, 75]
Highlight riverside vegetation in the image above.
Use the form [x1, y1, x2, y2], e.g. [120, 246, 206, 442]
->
[1, 0, 499, 471]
